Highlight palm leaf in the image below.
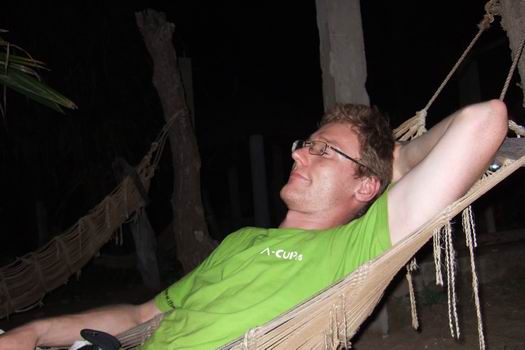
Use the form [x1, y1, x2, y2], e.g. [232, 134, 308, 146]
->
[4, 62, 41, 78]
[0, 68, 77, 112]
[0, 52, 48, 71]
[0, 35, 77, 116]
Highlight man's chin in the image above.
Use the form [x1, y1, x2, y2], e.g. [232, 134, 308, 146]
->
[280, 185, 304, 207]
[279, 186, 292, 204]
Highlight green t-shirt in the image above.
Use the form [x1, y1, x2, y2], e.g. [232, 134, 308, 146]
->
[140, 191, 391, 349]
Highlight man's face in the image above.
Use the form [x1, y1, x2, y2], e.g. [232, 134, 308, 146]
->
[280, 122, 364, 216]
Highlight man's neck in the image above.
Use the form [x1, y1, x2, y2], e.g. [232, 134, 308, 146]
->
[279, 209, 358, 230]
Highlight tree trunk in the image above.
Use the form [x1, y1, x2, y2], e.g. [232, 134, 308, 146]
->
[499, 0, 525, 107]
[315, 0, 387, 336]
[135, 9, 216, 273]
[315, 0, 370, 110]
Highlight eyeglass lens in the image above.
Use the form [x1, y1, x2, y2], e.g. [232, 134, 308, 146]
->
[292, 140, 327, 155]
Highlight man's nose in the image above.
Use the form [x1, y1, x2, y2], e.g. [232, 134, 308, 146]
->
[291, 146, 310, 165]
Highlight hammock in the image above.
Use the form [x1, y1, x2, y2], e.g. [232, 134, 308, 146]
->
[0, 116, 175, 320]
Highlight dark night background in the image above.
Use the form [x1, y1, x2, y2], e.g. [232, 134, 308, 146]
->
[1, 0, 524, 266]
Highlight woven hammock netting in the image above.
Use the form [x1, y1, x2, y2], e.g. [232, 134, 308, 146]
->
[0, 123, 169, 321]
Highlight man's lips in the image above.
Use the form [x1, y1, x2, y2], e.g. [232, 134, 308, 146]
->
[289, 170, 310, 182]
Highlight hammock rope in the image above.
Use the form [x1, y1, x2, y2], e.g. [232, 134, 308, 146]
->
[432, 227, 444, 286]
[499, 31, 525, 102]
[396, 0, 499, 143]
[423, 0, 498, 113]
[500, 30, 525, 138]
[462, 206, 486, 350]
[443, 221, 460, 339]
[405, 259, 419, 330]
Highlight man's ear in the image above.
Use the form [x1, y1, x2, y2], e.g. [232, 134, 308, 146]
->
[355, 177, 381, 203]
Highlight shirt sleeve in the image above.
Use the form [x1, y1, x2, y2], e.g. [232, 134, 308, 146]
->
[329, 186, 393, 276]
[153, 228, 248, 312]
[154, 265, 201, 312]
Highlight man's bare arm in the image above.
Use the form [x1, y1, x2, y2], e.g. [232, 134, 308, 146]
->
[0, 299, 161, 350]
[388, 99, 508, 245]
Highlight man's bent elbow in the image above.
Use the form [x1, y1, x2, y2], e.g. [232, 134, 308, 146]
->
[462, 99, 508, 147]
[488, 99, 508, 137]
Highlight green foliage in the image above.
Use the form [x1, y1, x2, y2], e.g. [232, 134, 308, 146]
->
[0, 32, 77, 116]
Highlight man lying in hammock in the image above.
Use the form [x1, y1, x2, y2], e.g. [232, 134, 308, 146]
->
[0, 99, 508, 350]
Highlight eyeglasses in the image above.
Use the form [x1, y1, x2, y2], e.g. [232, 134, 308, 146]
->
[291, 139, 376, 174]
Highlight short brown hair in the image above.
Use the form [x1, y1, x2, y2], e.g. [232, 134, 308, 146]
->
[320, 104, 394, 195]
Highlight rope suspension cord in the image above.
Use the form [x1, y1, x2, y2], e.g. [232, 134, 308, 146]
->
[395, 0, 500, 143]
[499, 33, 525, 101]
[422, 0, 498, 113]
[499, 31, 525, 137]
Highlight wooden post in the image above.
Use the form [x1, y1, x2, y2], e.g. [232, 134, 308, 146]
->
[130, 210, 161, 291]
[315, 0, 370, 110]
[112, 157, 160, 290]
